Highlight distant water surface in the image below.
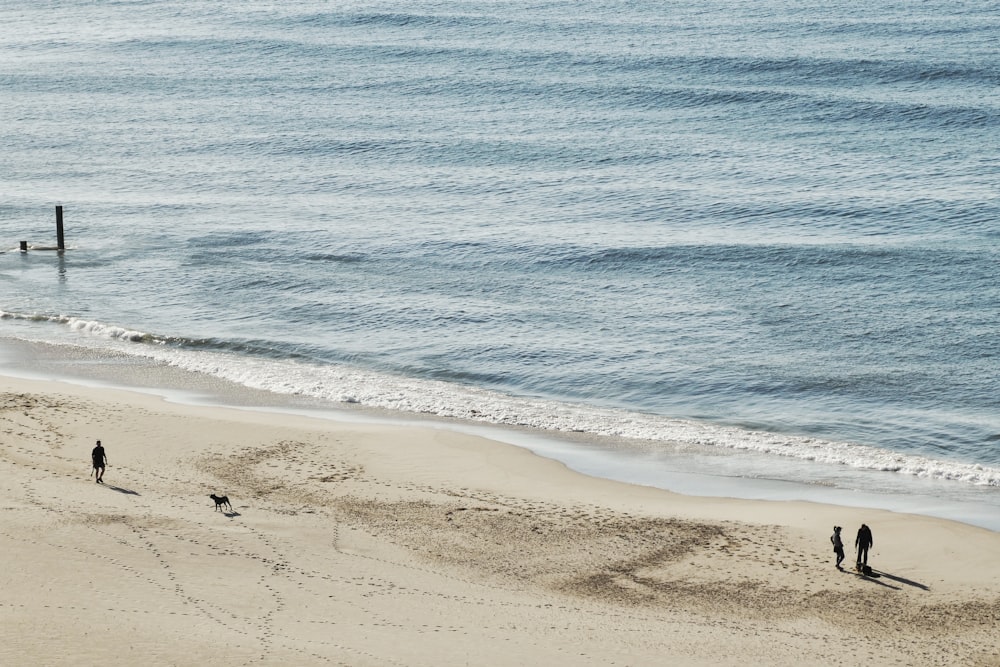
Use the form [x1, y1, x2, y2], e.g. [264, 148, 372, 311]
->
[1, 0, 998, 523]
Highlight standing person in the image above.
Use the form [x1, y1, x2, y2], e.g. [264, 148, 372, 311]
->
[91, 440, 108, 484]
[855, 523, 873, 569]
[830, 526, 845, 569]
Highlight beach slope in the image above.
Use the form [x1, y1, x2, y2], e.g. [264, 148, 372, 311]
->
[1, 376, 998, 666]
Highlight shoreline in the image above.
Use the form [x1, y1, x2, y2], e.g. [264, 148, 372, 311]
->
[2, 334, 1000, 533]
[2, 373, 999, 665]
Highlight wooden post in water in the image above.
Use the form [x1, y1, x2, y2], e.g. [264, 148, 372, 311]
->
[55, 205, 65, 251]
[20, 241, 28, 252]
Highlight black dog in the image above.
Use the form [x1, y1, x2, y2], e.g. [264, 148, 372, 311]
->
[209, 494, 233, 512]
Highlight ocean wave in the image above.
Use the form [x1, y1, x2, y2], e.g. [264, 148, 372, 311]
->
[287, 10, 506, 31]
[0, 311, 154, 343]
[622, 54, 1000, 89]
[541, 244, 992, 277]
[3, 310, 998, 488]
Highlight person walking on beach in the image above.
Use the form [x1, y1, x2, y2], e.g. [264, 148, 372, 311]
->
[855, 523, 873, 568]
[830, 526, 845, 569]
[91, 440, 107, 484]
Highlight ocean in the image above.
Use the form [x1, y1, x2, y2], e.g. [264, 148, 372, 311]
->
[2, 1, 999, 528]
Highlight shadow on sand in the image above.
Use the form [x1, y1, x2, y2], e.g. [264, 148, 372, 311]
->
[848, 568, 900, 590]
[103, 484, 140, 496]
[848, 566, 930, 591]
[872, 569, 929, 591]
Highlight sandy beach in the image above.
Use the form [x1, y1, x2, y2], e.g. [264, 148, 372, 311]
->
[1, 375, 998, 666]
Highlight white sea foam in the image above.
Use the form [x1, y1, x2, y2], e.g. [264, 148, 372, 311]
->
[66, 318, 148, 342]
[2, 311, 133, 338]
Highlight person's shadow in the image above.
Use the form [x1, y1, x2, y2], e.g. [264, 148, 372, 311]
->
[103, 484, 140, 496]
[852, 567, 929, 591]
[872, 569, 929, 590]
[853, 569, 900, 589]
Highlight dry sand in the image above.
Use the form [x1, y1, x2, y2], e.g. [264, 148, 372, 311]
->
[1, 375, 998, 666]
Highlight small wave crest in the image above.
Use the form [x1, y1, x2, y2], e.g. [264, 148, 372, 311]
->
[0, 310, 153, 343]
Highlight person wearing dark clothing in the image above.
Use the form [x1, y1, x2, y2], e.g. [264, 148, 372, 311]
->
[91, 440, 107, 484]
[855, 523, 873, 567]
[830, 526, 845, 569]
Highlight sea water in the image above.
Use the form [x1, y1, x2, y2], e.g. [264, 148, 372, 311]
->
[2, 1, 998, 528]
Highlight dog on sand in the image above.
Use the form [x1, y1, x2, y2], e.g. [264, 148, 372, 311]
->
[209, 493, 233, 512]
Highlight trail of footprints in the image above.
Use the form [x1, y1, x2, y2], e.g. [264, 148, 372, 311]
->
[197, 437, 842, 619]
[4, 394, 998, 665]
[0, 442, 702, 666]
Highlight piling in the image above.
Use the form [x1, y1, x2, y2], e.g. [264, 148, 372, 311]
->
[56, 205, 65, 251]
[20, 241, 28, 252]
